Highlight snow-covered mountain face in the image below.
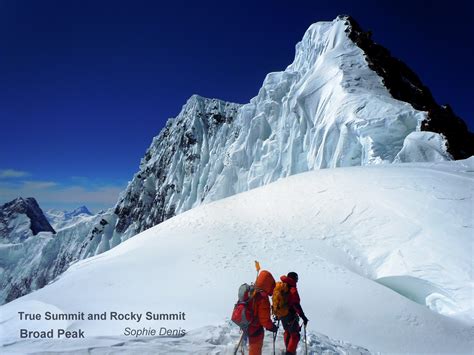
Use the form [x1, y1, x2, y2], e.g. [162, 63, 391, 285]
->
[45, 205, 93, 231]
[102, 15, 472, 245]
[0, 197, 62, 303]
[0, 206, 105, 304]
[113, 97, 241, 239]
[0, 198, 103, 304]
[0, 197, 55, 243]
[2, 16, 472, 305]
[347, 18, 473, 159]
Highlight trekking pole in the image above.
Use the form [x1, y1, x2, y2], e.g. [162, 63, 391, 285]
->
[234, 331, 244, 355]
[272, 328, 276, 355]
[304, 323, 308, 355]
[272, 319, 280, 355]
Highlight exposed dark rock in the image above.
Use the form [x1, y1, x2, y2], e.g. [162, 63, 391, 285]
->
[344, 15, 473, 159]
[99, 219, 108, 226]
[0, 197, 55, 241]
[111, 96, 242, 236]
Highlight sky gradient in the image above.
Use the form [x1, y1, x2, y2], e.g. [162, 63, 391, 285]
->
[1, 0, 472, 211]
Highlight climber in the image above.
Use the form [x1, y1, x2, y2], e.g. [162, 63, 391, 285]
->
[279, 272, 308, 355]
[247, 270, 279, 355]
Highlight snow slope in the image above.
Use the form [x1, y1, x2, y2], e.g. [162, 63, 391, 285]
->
[1, 159, 472, 354]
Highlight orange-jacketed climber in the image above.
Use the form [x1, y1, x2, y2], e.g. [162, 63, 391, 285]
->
[248, 270, 278, 355]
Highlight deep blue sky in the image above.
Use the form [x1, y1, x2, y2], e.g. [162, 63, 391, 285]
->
[0, 0, 472, 211]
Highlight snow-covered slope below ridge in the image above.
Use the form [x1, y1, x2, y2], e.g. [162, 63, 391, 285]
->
[1, 159, 472, 354]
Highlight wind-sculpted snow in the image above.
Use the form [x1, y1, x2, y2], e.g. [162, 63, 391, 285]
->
[108, 16, 454, 244]
[394, 131, 452, 162]
[1, 159, 472, 354]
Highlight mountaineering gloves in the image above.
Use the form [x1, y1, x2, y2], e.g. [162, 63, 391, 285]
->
[269, 323, 279, 333]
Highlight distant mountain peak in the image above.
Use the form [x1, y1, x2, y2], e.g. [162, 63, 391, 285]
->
[44, 205, 94, 232]
[0, 197, 55, 241]
[67, 205, 92, 217]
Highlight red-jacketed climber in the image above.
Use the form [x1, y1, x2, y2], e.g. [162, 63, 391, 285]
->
[279, 272, 309, 355]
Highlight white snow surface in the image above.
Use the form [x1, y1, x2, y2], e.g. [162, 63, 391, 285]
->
[1, 159, 472, 354]
[4, 214, 32, 243]
[394, 131, 452, 163]
[45, 207, 93, 231]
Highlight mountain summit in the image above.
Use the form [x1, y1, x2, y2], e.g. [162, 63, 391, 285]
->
[105, 15, 472, 243]
[66, 205, 92, 217]
[344, 16, 473, 159]
[0, 197, 55, 243]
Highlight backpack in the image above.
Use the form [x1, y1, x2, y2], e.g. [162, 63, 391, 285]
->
[231, 283, 256, 331]
[272, 281, 290, 318]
